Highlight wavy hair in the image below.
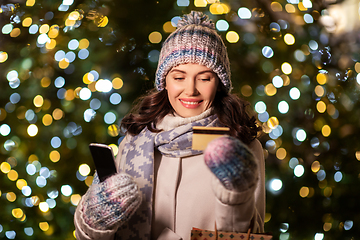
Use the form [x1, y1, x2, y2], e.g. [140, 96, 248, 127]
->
[120, 84, 261, 145]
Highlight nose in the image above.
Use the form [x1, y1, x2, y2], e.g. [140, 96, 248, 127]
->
[184, 79, 199, 96]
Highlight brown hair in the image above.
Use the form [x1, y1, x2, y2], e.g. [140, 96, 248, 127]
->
[120, 83, 261, 145]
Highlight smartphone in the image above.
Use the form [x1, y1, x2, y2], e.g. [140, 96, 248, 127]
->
[89, 143, 117, 182]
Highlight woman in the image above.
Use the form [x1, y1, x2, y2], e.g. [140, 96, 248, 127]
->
[74, 11, 265, 240]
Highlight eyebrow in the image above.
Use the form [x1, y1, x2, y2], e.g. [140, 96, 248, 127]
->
[169, 69, 214, 74]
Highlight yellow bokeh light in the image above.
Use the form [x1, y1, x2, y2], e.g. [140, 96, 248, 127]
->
[0, 108, 6, 121]
[226, 31, 239, 43]
[31, 196, 40, 206]
[83, 73, 94, 84]
[88, 82, 96, 92]
[108, 124, 120, 137]
[28, 154, 38, 163]
[45, 39, 56, 50]
[59, 58, 70, 69]
[69, 11, 80, 20]
[264, 83, 277, 96]
[314, 85, 325, 97]
[26, 0, 35, 6]
[17, 106, 27, 119]
[10, 28, 21, 38]
[267, 116, 279, 129]
[79, 39, 90, 49]
[209, 3, 230, 15]
[49, 150, 60, 163]
[317, 73, 327, 85]
[276, 148, 287, 160]
[6, 192, 17, 202]
[355, 151, 360, 161]
[96, 16, 109, 27]
[299, 186, 309, 198]
[323, 222, 332, 232]
[163, 21, 176, 33]
[298, 2, 307, 11]
[316, 101, 326, 113]
[281, 62, 292, 75]
[264, 213, 271, 223]
[74, 87, 82, 98]
[42, 114, 53, 126]
[109, 144, 119, 156]
[48, 25, 59, 38]
[12, 208, 24, 219]
[271, 2, 283, 12]
[285, 4, 296, 13]
[65, 89, 75, 101]
[39, 24, 50, 34]
[112, 77, 123, 89]
[22, 17, 32, 27]
[1, 162, 11, 173]
[322, 125, 331, 137]
[194, 0, 207, 7]
[8, 169, 19, 181]
[65, 18, 76, 27]
[323, 187, 332, 197]
[85, 176, 94, 187]
[70, 194, 82, 206]
[284, 33, 295, 45]
[20, 214, 27, 222]
[16, 179, 27, 190]
[241, 85, 253, 97]
[311, 161, 321, 172]
[43, 99, 51, 111]
[282, 75, 290, 86]
[327, 104, 336, 116]
[149, 31, 162, 44]
[52, 108, 64, 120]
[355, 62, 360, 73]
[314, 118, 325, 131]
[41, 77, 51, 88]
[79, 164, 91, 176]
[0, 51, 8, 63]
[39, 221, 50, 231]
[33, 95, 44, 107]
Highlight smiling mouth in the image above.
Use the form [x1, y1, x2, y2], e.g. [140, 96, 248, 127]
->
[179, 99, 203, 105]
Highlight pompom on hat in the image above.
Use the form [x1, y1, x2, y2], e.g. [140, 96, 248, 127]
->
[155, 11, 232, 92]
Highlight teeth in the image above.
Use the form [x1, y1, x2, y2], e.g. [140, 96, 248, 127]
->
[181, 100, 200, 105]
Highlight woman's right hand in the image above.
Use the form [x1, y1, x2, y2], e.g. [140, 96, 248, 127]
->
[81, 172, 142, 230]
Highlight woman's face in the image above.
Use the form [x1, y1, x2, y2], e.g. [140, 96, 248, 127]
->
[165, 63, 219, 118]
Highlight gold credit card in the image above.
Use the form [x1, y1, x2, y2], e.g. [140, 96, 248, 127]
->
[192, 126, 230, 150]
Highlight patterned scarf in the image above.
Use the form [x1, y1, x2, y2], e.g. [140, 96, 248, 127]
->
[115, 114, 221, 239]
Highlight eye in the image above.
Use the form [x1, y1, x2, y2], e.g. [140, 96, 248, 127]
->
[174, 77, 184, 80]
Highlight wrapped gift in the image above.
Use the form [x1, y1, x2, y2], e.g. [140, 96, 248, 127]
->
[191, 227, 273, 240]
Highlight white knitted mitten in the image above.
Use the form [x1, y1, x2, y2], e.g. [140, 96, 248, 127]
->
[204, 136, 258, 192]
[82, 172, 142, 230]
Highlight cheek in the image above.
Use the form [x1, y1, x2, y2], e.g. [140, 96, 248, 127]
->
[203, 84, 218, 100]
[166, 83, 182, 97]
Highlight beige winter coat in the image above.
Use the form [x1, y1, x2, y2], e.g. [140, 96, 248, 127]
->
[74, 111, 265, 240]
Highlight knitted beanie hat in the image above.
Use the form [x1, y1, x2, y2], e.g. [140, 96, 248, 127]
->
[155, 11, 232, 92]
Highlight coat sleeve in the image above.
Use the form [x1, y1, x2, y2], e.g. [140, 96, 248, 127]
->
[213, 139, 265, 233]
[74, 136, 129, 240]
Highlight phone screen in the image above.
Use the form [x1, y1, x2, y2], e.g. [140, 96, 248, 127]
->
[89, 143, 117, 182]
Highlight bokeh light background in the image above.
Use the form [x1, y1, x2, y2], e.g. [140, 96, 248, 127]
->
[1, 0, 360, 239]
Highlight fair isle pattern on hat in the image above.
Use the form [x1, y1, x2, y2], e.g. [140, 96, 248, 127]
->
[155, 11, 232, 92]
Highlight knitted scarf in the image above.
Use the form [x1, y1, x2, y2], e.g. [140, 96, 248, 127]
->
[115, 113, 221, 239]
